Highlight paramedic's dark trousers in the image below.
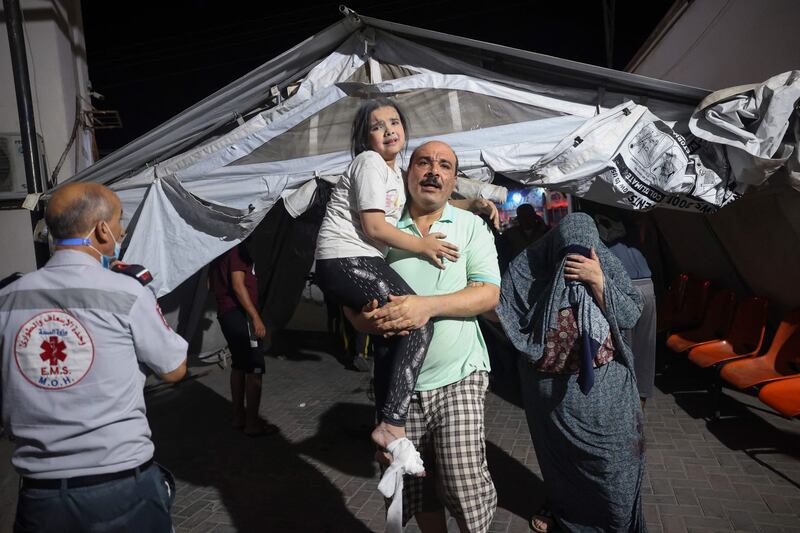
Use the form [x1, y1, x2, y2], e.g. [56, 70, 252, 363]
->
[14, 462, 176, 533]
[316, 256, 433, 425]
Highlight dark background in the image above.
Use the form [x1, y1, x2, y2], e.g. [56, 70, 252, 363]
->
[81, 0, 673, 156]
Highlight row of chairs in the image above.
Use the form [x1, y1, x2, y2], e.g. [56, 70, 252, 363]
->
[660, 274, 800, 418]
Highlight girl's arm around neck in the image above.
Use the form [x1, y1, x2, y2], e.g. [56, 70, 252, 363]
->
[360, 210, 459, 269]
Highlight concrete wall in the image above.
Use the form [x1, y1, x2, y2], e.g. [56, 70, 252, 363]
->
[631, 0, 800, 90]
[1, 0, 93, 180]
[1, 0, 92, 276]
[0, 210, 36, 278]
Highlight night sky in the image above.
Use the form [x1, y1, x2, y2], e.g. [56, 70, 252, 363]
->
[81, 0, 673, 156]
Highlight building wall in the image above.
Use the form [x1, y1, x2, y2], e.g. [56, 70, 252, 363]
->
[0, 0, 92, 277]
[632, 0, 800, 90]
[630, 0, 800, 314]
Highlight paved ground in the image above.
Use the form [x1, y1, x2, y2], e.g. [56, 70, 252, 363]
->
[1, 330, 799, 532]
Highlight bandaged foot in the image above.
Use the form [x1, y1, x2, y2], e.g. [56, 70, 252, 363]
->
[377, 437, 425, 498]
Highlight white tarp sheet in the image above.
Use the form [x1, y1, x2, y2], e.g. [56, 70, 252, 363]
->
[529, 71, 800, 213]
[123, 175, 277, 297]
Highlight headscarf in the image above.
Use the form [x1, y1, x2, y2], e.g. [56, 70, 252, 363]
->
[496, 213, 643, 392]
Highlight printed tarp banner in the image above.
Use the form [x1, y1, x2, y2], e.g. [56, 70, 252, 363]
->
[529, 71, 800, 213]
[529, 102, 744, 213]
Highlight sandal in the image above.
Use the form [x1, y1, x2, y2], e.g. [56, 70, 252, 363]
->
[529, 506, 556, 533]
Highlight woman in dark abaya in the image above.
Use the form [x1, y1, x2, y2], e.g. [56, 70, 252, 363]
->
[496, 213, 646, 533]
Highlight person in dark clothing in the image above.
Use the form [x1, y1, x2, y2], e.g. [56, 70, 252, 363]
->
[209, 243, 277, 436]
[594, 213, 657, 407]
[498, 203, 548, 271]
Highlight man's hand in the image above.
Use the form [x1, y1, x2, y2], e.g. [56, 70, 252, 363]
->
[371, 294, 433, 333]
[471, 198, 500, 230]
[417, 232, 459, 269]
[252, 317, 267, 339]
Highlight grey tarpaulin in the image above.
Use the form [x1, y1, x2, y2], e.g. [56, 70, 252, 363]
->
[689, 70, 800, 187]
[123, 174, 275, 297]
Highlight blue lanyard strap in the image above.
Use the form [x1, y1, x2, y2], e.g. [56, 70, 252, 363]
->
[55, 238, 92, 246]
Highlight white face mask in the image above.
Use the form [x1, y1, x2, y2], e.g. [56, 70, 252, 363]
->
[54, 221, 121, 268]
[88, 222, 122, 269]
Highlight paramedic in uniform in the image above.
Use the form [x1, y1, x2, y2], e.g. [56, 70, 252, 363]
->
[0, 183, 188, 532]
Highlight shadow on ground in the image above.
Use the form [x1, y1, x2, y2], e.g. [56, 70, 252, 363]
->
[656, 351, 800, 488]
[147, 381, 373, 532]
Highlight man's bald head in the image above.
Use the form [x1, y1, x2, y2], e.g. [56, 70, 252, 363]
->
[46, 183, 120, 239]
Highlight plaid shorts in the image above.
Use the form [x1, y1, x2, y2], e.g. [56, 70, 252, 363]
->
[401, 371, 497, 532]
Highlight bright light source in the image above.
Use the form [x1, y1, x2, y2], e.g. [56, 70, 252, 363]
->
[511, 192, 523, 204]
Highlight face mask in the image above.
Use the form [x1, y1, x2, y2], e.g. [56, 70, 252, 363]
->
[54, 221, 121, 269]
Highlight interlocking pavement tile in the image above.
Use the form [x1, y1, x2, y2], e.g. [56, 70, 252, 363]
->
[674, 488, 700, 506]
[760, 493, 796, 515]
[725, 509, 758, 532]
[747, 510, 800, 528]
[658, 504, 704, 518]
[177, 508, 214, 531]
[661, 513, 688, 533]
[697, 497, 728, 519]
[670, 479, 713, 490]
[693, 488, 739, 502]
[488, 520, 510, 533]
[645, 503, 661, 524]
[646, 494, 680, 505]
[652, 478, 675, 495]
[706, 474, 734, 492]
[682, 515, 733, 529]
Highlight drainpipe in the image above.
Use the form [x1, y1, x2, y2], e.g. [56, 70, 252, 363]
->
[4, 0, 48, 267]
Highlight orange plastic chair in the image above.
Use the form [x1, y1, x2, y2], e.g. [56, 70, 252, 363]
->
[666, 289, 737, 353]
[657, 274, 689, 333]
[759, 376, 800, 417]
[720, 309, 800, 390]
[688, 296, 769, 369]
[668, 278, 712, 332]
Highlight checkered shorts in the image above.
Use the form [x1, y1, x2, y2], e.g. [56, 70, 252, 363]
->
[401, 371, 497, 532]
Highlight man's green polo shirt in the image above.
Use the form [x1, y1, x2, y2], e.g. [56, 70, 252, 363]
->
[387, 203, 501, 391]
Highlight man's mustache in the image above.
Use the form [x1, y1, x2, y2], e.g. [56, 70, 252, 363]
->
[419, 176, 442, 189]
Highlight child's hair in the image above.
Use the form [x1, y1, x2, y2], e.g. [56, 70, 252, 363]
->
[350, 97, 410, 159]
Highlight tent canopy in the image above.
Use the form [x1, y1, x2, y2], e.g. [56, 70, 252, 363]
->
[62, 8, 799, 303]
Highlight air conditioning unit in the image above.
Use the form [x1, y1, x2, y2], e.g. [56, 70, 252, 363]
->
[0, 133, 48, 200]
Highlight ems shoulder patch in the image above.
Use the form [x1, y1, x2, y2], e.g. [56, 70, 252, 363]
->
[14, 311, 95, 390]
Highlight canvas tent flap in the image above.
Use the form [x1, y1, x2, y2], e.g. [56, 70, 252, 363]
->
[690, 71, 800, 157]
[689, 70, 800, 187]
[63, 16, 361, 187]
[528, 101, 754, 212]
[65, 8, 726, 301]
[123, 175, 274, 298]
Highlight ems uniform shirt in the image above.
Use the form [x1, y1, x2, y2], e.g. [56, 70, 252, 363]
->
[0, 250, 188, 479]
[315, 150, 406, 260]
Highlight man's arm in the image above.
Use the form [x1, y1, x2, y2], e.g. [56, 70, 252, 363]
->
[129, 290, 188, 382]
[159, 360, 188, 383]
[367, 282, 499, 333]
[231, 271, 266, 338]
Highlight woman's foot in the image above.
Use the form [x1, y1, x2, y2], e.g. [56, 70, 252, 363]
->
[529, 507, 556, 533]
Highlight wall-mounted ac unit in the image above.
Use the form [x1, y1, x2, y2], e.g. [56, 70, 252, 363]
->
[0, 133, 48, 200]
